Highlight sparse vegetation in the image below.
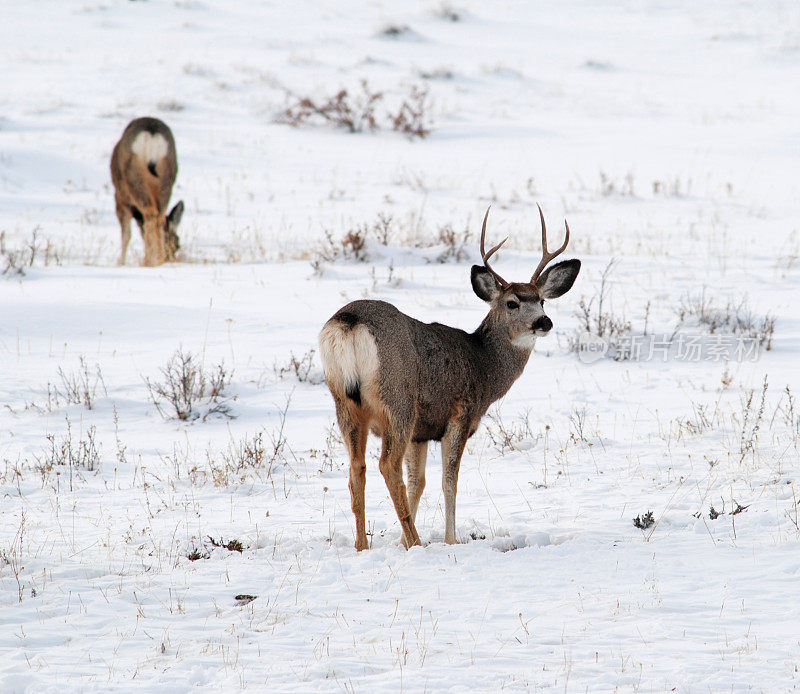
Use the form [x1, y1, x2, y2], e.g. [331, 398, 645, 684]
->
[186, 536, 244, 561]
[186, 547, 209, 561]
[310, 213, 478, 275]
[146, 349, 234, 421]
[778, 386, 800, 448]
[1, 512, 26, 603]
[675, 290, 776, 350]
[569, 259, 633, 358]
[568, 406, 591, 444]
[389, 85, 432, 139]
[279, 81, 433, 139]
[435, 222, 471, 263]
[162, 428, 290, 488]
[207, 535, 244, 552]
[46, 356, 106, 410]
[313, 227, 371, 268]
[737, 376, 768, 463]
[633, 511, 655, 529]
[211, 428, 287, 484]
[34, 419, 100, 488]
[309, 423, 345, 473]
[598, 170, 636, 197]
[274, 349, 322, 384]
[378, 24, 413, 38]
[433, 3, 462, 21]
[1, 229, 61, 276]
[280, 80, 382, 134]
[652, 175, 693, 197]
[3, 2, 799, 691]
[484, 409, 537, 455]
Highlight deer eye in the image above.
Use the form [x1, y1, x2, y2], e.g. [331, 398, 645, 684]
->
[540, 299, 545, 306]
[506, 300, 519, 310]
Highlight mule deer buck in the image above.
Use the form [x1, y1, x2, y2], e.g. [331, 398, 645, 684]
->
[111, 117, 184, 266]
[319, 205, 581, 550]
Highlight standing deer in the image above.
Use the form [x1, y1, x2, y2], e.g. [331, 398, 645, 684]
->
[319, 205, 581, 550]
[111, 117, 184, 266]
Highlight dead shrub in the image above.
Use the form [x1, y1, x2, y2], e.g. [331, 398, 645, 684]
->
[34, 419, 100, 489]
[485, 409, 538, 454]
[1, 229, 61, 276]
[435, 223, 470, 263]
[390, 85, 432, 139]
[568, 259, 633, 358]
[280, 80, 382, 133]
[675, 290, 776, 350]
[273, 349, 323, 384]
[46, 356, 106, 410]
[146, 349, 234, 421]
[279, 82, 433, 139]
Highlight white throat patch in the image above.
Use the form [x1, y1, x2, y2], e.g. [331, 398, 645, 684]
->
[511, 333, 537, 351]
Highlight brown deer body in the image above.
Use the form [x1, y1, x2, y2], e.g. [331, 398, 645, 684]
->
[111, 117, 184, 266]
[320, 207, 581, 550]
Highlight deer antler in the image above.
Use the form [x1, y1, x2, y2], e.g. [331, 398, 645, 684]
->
[530, 203, 570, 285]
[480, 207, 509, 289]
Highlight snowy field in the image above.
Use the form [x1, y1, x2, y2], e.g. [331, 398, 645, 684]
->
[2, 1, 800, 691]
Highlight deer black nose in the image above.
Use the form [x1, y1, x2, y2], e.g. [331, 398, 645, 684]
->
[533, 316, 552, 333]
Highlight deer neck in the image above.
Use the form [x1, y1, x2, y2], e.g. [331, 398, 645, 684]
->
[473, 314, 532, 401]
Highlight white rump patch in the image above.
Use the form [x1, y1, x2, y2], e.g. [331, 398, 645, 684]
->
[318, 321, 379, 399]
[131, 131, 169, 166]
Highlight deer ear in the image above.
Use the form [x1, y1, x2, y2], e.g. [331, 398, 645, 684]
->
[471, 265, 502, 302]
[537, 259, 581, 299]
[167, 200, 184, 228]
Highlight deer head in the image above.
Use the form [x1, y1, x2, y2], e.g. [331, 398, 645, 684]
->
[165, 200, 184, 261]
[470, 205, 581, 348]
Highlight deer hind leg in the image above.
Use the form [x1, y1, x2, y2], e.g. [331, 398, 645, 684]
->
[441, 423, 469, 545]
[116, 204, 132, 266]
[379, 428, 421, 549]
[335, 400, 369, 551]
[404, 441, 428, 525]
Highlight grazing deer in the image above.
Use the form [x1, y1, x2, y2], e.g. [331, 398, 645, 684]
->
[111, 117, 184, 266]
[319, 205, 581, 550]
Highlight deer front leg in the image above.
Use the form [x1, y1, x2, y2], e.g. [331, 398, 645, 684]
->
[402, 441, 428, 546]
[441, 423, 468, 545]
[379, 431, 421, 549]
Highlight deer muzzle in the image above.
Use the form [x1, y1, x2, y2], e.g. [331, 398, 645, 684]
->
[532, 315, 553, 335]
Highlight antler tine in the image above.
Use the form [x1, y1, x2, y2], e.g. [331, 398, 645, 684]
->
[479, 207, 509, 289]
[530, 203, 570, 284]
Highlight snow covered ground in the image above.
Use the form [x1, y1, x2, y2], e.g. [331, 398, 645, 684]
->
[2, 1, 800, 691]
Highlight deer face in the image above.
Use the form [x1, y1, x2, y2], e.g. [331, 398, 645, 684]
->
[471, 261, 581, 346]
[130, 200, 183, 262]
[471, 205, 581, 349]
